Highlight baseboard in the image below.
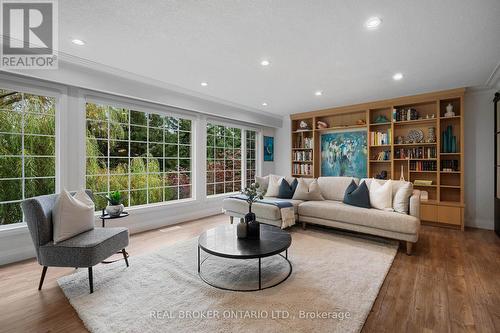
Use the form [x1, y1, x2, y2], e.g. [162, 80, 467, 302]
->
[465, 218, 494, 230]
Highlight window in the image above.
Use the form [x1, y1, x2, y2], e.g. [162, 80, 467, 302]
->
[245, 130, 256, 188]
[85, 102, 192, 210]
[206, 124, 242, 195]
[0, 89, 56, 225]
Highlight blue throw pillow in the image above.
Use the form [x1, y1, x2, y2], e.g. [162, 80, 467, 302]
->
[277, 178, 298, 199]
[343, 180, 371, 208]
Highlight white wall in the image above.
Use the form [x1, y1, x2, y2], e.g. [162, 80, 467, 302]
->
[464, 88, 496, 229]
[274, 88, 498, 230]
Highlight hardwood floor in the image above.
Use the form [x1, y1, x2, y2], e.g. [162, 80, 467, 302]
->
[0, 214, 499, 333]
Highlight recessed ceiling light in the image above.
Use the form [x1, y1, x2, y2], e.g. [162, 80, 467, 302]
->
[315, 91, 323, 96]
[71, 39, 86, 46]
[200, 82, 208, 87]
[260, 60, 270, 66]
[261, 102, 268, 106]
[365, 17, 382, 30]
[392, 73, 404, 81]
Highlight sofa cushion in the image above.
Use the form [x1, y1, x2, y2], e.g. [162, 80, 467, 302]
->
[343, 180, 371, 209]
[277, 178, 298, 199]
[361, 178, 413, 213]
[255, 175, 269, 192]
[393, 181, 413, 214]
[298, 200, 419, 234]
[292, 178, 324, 201]
[369, 179, 393, 210]
[317, 177, 359, 201]
[265, 175, 281, 197]
[223, 197, 303, 220]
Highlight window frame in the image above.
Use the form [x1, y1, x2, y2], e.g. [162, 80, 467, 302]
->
[205, 118, 260, 198]
[0, 81, 63, 228]
[84, 96, 197, 210]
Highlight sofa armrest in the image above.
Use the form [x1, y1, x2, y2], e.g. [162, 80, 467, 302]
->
[409, 190, 421, 219]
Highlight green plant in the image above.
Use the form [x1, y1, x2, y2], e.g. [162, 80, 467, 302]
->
[240, 183, 264, 213]
[105, 191, 123, 205]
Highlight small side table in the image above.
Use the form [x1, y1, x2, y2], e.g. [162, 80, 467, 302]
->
[99, 209, 130, 264]
[99, 209, 129, 228]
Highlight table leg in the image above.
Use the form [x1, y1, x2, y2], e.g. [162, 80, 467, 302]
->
[198, 246, 200, 273]
[258, 257, 261, 290]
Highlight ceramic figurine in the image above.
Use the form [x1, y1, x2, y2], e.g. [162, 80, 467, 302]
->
[444, 103, 455, 117]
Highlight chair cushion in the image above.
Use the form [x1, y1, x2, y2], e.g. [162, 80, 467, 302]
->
[317, 177, 359, 201]
[343, 180, 371, 209]
[39, 227, 129, 267]
[298, 200, 419, 235]
[53, 190, 95, 244]
[277, 178, 298, 199]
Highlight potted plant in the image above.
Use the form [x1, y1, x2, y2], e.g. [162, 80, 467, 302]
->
[239, 183, 264, 239]
[104, 191, 124, 217]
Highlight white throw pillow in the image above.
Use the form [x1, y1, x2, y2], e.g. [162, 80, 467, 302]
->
[53, 190, 95, 244]
[255, 175, 269, 192]
[265, 175, 283, 197]
[369, 179, 393, 210]
[292, 178, 325, 201]
[393, 182, 413, 214]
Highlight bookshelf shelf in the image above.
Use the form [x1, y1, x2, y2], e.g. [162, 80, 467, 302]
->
[315, 124, 367, 132]
[394, 118, 437, 126]
[394, 143, 437, 147]
[290, 88, 465, 229]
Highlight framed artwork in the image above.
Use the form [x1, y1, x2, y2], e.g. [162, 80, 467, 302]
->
[320, 129, 367, 178]
[263, 136, 274, 161]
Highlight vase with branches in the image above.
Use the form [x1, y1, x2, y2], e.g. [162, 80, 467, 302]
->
[239, 183, 264, 239]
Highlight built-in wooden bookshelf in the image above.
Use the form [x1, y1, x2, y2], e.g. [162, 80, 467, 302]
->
[290, 88, 465, 229]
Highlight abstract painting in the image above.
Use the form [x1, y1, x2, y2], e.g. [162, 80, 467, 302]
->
[320, 129, 367, 178]
[263, 136, 274, 161]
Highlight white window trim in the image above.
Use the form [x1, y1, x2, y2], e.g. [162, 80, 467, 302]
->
[205, 119, 261, 198]
[0, 76, 66, 231]
[84, 98, 195, 208]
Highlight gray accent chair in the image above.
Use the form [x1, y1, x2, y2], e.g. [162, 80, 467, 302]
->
[21, 190, 129, 293]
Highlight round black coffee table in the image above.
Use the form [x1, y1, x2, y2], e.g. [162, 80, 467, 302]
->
[198, 224, 292, 292]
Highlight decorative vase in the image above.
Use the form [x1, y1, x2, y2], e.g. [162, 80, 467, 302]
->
[444, 103, 455, 117]
[427, 127, 436, 143]
[237, 220, 248, 239]
[245, 212, 260, 239]
[106, 204, 124, 217]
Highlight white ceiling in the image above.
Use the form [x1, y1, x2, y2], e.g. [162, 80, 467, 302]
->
[59, 0, 500, 116]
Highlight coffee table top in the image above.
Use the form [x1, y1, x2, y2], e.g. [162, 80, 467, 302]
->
[198, 224, 291, 259]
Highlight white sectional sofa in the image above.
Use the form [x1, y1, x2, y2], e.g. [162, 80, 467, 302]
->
[222, 176, 421, 255]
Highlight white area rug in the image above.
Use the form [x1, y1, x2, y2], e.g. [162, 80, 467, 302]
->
[58, 227, 397, 333]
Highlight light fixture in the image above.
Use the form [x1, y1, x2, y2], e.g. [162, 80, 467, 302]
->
[315, 90, 323, 96]
[365, 17, 382, 30]
[392, 72, 404, 81]
[71, 39, 86, 46]
[260, 60, 270, 66]
[200, 82, 208, 87]
[261, 102, 268, 106]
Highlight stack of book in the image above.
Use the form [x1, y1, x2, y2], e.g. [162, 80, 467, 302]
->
[414, 179, 433, 186]
[370, 129, 392, 146]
